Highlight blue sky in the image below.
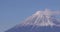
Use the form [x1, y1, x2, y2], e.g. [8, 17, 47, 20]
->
[0, 0, 60, 32]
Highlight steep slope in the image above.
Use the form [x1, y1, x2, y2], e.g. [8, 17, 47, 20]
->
[19, 11, 60, 27]
[5, 11, 60, 32]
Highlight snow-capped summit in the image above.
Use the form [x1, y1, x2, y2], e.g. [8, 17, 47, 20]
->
[5, 10, 60, 32]
[20, 10, 60, 27]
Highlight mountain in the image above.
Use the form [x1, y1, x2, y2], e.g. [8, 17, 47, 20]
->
[5, 11, 60, 32]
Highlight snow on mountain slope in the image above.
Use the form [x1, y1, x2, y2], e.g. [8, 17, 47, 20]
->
[5, 9, 60, 32]
[19, 10, 60, 27]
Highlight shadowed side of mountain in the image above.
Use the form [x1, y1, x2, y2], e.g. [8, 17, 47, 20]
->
[5, 25, 60, 32]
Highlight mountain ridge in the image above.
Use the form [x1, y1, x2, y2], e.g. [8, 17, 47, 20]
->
[5, 10, 60, 32]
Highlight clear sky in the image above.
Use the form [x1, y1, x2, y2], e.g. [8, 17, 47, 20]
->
[0, 0, 60, 32]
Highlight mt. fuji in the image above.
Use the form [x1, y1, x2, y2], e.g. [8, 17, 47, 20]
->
[5, 9, 60, 32]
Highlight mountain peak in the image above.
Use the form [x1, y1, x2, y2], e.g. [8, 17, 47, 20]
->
[20, 10, 60, 27]
[34, 11, 43, 15]
[34, 10, 52, 17]
[5, 9, 60, 32]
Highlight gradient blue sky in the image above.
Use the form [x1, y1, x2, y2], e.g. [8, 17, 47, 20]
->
[0, 0, 60, 32]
